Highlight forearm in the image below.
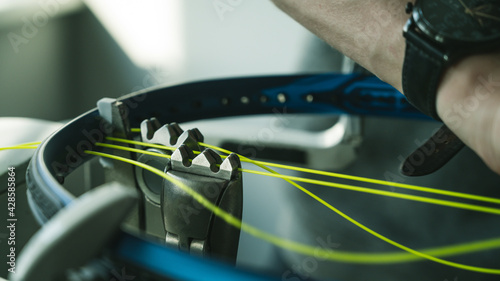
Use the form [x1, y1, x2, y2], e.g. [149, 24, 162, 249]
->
[272, 0, 500, 175]
[271, 0, 411, 90]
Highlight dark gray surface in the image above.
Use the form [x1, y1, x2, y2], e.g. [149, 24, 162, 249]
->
[276, 116, 500, 281]
[0, 118, 63, 279]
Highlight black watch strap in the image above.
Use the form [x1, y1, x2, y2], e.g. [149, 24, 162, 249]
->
[402, 29, 446, 120]
[401, 27, 466, 176]
[401, 124, 465, 176]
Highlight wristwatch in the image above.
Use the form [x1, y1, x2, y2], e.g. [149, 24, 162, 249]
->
[400, 0, 500, 176]
[403, 0, 500, 119]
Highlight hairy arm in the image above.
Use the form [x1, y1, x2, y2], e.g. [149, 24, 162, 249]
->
[272, 0, 500, 174]
[270, 0, 410, 90]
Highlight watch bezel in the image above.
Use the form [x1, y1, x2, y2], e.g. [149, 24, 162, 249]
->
[410, 0, 500, 49]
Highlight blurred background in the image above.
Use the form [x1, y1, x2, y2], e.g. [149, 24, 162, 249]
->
[0, 0, 342, 121]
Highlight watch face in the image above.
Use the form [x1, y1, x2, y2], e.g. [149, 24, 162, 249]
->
[418, 0, 500, 42]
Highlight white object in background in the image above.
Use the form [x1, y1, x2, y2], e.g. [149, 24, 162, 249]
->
[83, 0, 184, 71]
[0, 0, 83, 27]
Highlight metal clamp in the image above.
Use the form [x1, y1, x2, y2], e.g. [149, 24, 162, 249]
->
[135, 118, 202, 206]
[163, 145, 242, 263]
[135, 119, 243, 263]
[135, 118, 204, 238]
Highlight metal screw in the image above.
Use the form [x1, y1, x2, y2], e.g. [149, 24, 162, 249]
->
[277, 93, 287, 103]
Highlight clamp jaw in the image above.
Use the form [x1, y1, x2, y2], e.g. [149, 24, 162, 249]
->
[164, 146, 242, 262]
[135, 117, 243, 263]
[97, 99, 243, 263]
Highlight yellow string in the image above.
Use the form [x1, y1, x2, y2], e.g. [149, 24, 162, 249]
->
[198, 142, 500, 205]
[13, 141, 42, 146]
[106, 137, 202, 155]
[108, 136, 500, 206]
[98, 141, 500, 216]
[4, 137, 499, 269]
[98, 140, 500, 264]
[97, 143, 172, 159]
[4, 139, 494, 263]
[107, 136, 176, 151]
[241, 169, 500, 215]
[0, 142, 41, 151]
[196, 142, 500, 273]
[0, 146, 38, 151]
[84, 150, 500, 274]
[198, 140, 500, 217]
[195, 141, 500, 273]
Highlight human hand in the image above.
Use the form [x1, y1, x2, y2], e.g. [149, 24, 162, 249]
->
[437, 52, 500, 173]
